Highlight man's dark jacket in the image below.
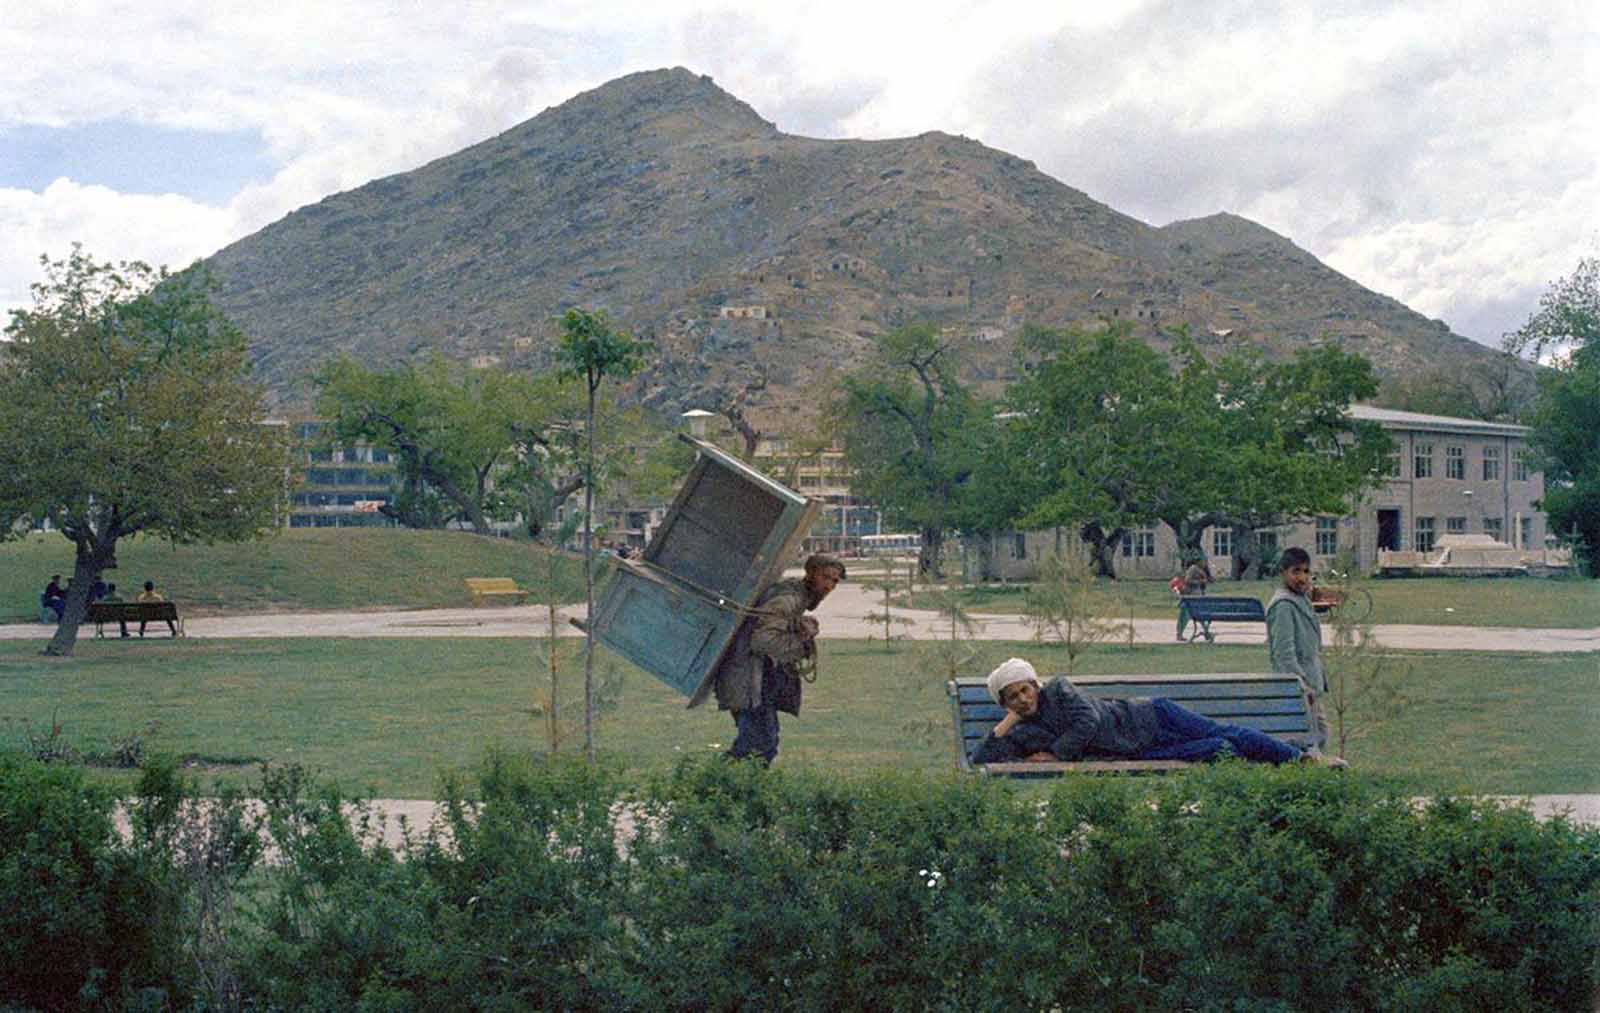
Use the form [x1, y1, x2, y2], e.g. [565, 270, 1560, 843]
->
[970, 676, 1163, 763]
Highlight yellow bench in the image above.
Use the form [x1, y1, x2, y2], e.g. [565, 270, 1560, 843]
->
[464, 577, 530, 607]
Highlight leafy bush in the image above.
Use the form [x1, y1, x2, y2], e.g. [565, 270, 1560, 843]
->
[4, 751, 1596, 1009]
[0, 751, 177, 1008]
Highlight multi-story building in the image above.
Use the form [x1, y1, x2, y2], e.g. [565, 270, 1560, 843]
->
[752, 435, 881, 554]
[982, 405, 1550, 579]
[285, 420, 399, 529]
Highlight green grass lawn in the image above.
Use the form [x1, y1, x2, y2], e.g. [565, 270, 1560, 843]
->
[2, 636, 1594, 797]
[0, 528, 585, 621]
[890, 573, 1600, 628]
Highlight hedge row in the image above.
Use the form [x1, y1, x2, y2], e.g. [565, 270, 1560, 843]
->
[3, 751, 1598, 1010]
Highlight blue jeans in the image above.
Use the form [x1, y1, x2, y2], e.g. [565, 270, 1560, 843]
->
[1137, 698, 1300, 764]
[728, 671, 780, 764]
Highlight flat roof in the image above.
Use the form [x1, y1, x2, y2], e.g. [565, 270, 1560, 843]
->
[1347, 404, 1530, 437]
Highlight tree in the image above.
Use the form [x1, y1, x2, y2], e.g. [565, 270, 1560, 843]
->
[0, 248, 294, 656]
[1002, 325, 1390, 579]
[1003, 325, 1186, 576]
[1507, 258, 1600, 574]
[314, 354, 582, 534]
[1163, 340, 1391, 578]
[556, 307, 646, 760]
[834, 324, 991, 577]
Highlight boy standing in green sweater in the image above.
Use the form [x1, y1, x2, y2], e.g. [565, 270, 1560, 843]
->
[1266, 546, 1334, 757]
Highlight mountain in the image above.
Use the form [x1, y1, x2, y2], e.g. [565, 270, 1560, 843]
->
[207, 67, 1504, 417]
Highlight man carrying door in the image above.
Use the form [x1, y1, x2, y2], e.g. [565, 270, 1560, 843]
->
[709, 553, 846, 765]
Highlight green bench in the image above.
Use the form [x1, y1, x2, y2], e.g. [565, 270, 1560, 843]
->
[947, 673, 1314, 776]
[1180, 595, 1267, 643]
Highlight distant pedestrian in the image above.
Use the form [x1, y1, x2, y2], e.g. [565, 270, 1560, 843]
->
[1267, 547, 1331, 754]
[1174, 555, 1211, 641]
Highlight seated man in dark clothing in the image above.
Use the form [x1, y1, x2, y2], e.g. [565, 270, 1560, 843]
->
[970, 658, 1346, 768]
[40, 574, 65, 622]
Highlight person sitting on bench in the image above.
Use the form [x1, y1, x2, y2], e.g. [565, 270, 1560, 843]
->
[137, 580, 178, 638]
[969, 658, 1346, 768]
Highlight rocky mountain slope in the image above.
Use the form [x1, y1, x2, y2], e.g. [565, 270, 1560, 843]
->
[207, 67, 1501, 419]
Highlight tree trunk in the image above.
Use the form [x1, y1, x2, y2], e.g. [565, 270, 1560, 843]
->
[918, 526, 944, 579]
[582, 380, 597, 762]
[43, 537, 116, 657]
[1079, 522, 1122, 578]
[1231, 523, 1261, 580]
[974, 534, 996, 582]
[422, 466, 491, 535]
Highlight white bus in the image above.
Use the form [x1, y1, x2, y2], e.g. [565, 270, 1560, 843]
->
[860, 533, 919, 556]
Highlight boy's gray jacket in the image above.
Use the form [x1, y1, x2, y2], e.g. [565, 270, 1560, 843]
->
[1266, 589, 1325, 693]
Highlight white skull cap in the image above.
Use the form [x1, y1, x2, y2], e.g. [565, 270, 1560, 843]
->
[986, 657, 1038, 703]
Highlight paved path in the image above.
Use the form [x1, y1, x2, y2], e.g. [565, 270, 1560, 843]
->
[5, 581, 1593, 652]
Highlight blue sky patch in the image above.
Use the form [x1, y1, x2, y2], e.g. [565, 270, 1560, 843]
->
[0, 121, 278, 203]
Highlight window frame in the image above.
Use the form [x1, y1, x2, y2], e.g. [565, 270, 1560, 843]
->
[1413, 441, 1434, 479]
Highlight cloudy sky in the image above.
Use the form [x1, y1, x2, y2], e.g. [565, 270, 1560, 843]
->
[3, 1, 1596, 347]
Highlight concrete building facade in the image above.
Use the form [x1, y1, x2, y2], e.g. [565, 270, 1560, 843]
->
[979, 405, 1548, 581]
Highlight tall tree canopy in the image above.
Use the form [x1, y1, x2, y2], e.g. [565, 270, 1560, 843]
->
[314, 354, 589, 535]
[1507, 257, 1600, 574]
[0, 248, 294, 655]
[1003, 325, 1389, 577]
[1003, 325, 1185, 576]
[833, 323, 993, 576]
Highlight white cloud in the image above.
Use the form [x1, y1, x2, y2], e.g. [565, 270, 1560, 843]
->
[0, 180, 233, 317]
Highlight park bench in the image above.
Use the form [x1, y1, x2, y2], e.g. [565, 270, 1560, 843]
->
[464, 577, 530, 607]
[947, 673, 1314, 777]
[1179, 595, 1266, 643]
[86, 601, 184, 638]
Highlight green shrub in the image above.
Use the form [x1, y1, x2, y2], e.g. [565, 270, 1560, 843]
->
[226, 758, 1600, 1010]
[0, 751, 177, 1009]
[1041, 765, 1600, 1011]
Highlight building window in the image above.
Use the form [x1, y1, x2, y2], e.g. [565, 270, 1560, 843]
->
[371, 447, 390, 464]
[1383, 448, 1402, 478]
[1315, 517, 1338, 556]
[1447, 516, 1467, 535]
[1483, 516, 1503, 542]
[1520, 516, 1533, 549]
[1483, 445, 1501, 481]
[1413, 442, 1433, 479]
[1256, 530, 1279, 556]
[1212, 528, 1232, 558]
[308, 448, 333, 463]
[1414, 516, 1436, 553]
[1446, 445, 1464, 480]
[1513, 447, 1529, 481]
[1013, 533, 1026, 559]
[1121, 528, 1155, 558]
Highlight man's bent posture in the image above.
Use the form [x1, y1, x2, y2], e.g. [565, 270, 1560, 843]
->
[710, 553, 845, 765]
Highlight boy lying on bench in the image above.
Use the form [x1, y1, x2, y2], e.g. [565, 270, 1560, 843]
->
[971, 658, 1347, 768]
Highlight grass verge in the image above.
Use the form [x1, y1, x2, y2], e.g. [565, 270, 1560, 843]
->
[893, 572, 1600, 628]
[1, 637, 1594, 798]
[0, 528, 584, 620]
